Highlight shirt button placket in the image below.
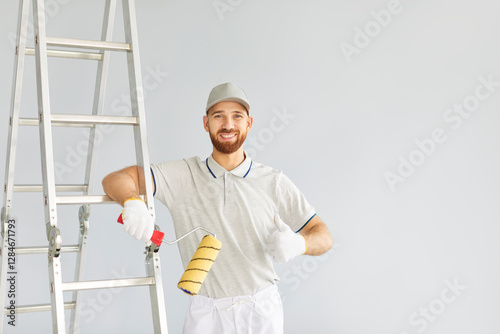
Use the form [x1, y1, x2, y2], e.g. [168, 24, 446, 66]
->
[224, 172, 229, 205]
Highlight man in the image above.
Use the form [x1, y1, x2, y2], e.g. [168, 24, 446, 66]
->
[102, 83, 333, 333]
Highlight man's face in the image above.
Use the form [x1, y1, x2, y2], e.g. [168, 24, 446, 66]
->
[203, 101, 253, 154]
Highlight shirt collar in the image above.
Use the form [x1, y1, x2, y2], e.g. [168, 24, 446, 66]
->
[206, 152, 253, 179]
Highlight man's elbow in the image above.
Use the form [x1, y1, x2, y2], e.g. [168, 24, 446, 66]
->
[319, 222, 333, 253]
[101, 172, 115, 195]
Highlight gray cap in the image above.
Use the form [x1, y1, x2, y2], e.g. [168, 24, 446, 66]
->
[206, 83, 250, 112]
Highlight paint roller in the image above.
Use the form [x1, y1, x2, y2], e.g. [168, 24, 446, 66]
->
[117, 213, 221, 295]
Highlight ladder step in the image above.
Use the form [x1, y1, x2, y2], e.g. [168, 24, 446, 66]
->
[56, 195, 114, 205]
[18, 118, 92, 127]
[15, 245, 80, 255]
[62, 277, 155, 292]
[25, 47, 103, 61]
[18, 115, 139, 127]
[51, 114, 139, 125]
[46, 36, 131, 52]
[14, 184, 88, 192]
[5, 302, 75, 314]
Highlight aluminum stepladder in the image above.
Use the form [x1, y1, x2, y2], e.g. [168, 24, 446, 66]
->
[0, 0, 168, 332]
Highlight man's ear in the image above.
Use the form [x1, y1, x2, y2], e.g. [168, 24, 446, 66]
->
[203, 115, 209, 132]
[247, 116, 254, 131]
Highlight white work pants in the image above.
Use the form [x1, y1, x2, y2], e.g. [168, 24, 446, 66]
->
[183, 285, 283, 334]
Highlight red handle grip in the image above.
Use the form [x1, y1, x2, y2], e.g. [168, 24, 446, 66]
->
[117, 214, 164, 246]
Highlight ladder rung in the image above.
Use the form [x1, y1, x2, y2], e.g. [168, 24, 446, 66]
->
[15, 245, 80, 255]
[46, 37, 131, 52]
[51, 114, 139, 125]
[5, 302, 75, 314]
[18, 118, 93, 127]
[18, 115, 138, 127]
[14, 185, 88, 192]
[25, 47, 103, 61]
[18, 118, 40, 126]
[62, 277, 155, 292]
[56, 195, 114, 205]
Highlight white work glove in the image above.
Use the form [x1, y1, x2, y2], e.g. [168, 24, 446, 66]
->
[122, 198, 154, 244]
[266, 215, 307, 263]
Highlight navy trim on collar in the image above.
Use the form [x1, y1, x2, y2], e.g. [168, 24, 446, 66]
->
[206, 158, 217, 178]
[243, 160, 252, 178]
[205, 153, 253, 179]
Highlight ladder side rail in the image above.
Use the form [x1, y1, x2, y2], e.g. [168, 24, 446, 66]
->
[2, 0, 31, 215]
[32, 0, 58, 232]
[69, 206, 89, 334]
[32, 0, 66, 332]
[146, 248, 169, 333]
[0, 0, 31, 331]
[122, 0, 155, 215]
[83, 0, 118, 193]
[123, 1, 167, 333]
[70, 0, 118, 332]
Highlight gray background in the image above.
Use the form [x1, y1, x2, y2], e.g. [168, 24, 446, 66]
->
[1, 0, 500, 333]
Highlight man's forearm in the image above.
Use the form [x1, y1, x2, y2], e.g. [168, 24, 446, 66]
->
[102, 167, 142, 207]
[300, 219, 333, 256]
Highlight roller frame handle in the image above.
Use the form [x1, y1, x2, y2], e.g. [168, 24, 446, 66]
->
[117, 214, 164, 246]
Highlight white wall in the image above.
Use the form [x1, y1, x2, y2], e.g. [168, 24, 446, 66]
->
[1, 0, 499, 333]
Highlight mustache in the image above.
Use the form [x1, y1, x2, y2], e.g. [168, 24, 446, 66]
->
[217, 129, 240, 134]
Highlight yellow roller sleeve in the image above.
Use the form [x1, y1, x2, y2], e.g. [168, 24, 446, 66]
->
[178, 235, 222, 296]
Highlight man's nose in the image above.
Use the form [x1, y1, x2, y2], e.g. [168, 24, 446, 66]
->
[222, 118, 235, 130]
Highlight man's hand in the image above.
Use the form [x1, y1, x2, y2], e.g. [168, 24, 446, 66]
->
[266, 215, 307, 263]
[121, 198, 154, 243]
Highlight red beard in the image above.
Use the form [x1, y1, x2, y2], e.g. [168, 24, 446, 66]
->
[209, 129, 247, 154]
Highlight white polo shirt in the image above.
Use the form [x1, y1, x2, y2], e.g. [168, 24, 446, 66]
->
[150, 153, 316, 298]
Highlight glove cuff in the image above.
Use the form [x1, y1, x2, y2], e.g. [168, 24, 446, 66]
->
[124, 197, 144, 204]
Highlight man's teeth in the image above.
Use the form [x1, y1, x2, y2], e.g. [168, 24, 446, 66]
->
[221, 134, 236, 138]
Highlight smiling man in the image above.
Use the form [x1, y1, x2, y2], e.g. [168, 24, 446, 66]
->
[102, 82, 333, 333]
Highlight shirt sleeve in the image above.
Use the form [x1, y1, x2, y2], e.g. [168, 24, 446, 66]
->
[150, 160, 190, 209]
[276, 172, 316, 233]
